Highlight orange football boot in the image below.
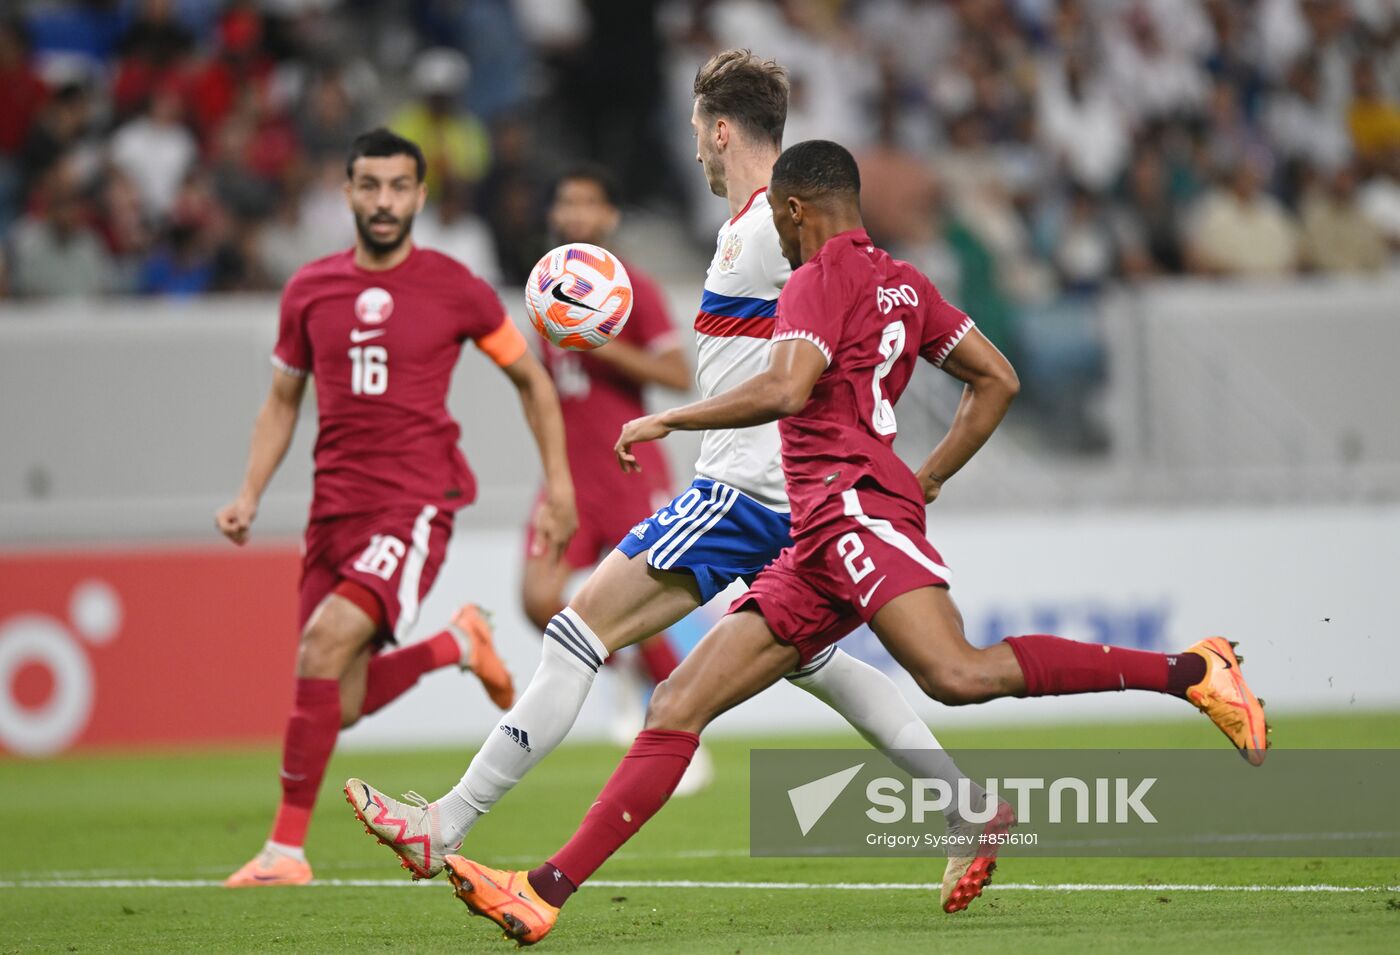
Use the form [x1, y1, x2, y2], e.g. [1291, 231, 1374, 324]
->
[452, 604, 515, 709]
[444, 855, 560, 946]
[1184, 636, 1270, 765]
[224, 847, 312, 887]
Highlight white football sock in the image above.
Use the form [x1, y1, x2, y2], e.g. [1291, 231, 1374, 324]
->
[264, 840, 306, 862]
[788, 647, 980, 819]
[437, 608, 608, 844]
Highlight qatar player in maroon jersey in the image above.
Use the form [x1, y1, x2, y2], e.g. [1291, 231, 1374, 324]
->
[522, 165, 701, 762]
[215, 129, 576, 888]
[444, 141, 1268, 943]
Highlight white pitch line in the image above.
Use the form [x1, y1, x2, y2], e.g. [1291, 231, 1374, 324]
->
[1, 879, 1396, 893]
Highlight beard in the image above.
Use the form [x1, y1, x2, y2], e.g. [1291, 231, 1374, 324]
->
[354, 210, 414, 255]
[700, 154, 727, 198]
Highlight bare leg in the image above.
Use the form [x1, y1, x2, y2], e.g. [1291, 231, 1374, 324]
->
[536, 609, 798, 898]
[520, 551, 576, 632]
[570, 549, 704, 652]
[338, 643, 373, 728]
[434, 550, 706, 841]
[870, 586, 1025, 705]
[644, 608, 801, 733]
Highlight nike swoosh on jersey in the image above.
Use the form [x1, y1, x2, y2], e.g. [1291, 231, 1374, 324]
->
[858, 575, 887, 608]
[349, 328, 386, 342]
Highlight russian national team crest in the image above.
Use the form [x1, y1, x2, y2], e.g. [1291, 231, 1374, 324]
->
[718, 232, 744, 273]
[355, 287, 394, 324]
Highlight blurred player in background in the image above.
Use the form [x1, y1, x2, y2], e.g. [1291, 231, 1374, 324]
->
[348, 51, 980, 894]
[215, 128, 576, 887]
[522, 165, 714, 791]
[446, 140, 1271, 944]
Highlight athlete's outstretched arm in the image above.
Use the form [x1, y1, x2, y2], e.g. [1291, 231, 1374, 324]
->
[500, 350, 578, 560]
[592, 340, 692, 391]
[614, 338, 825, 471]
[216, 368, 307, 545]
[914, 328, 1019, 503]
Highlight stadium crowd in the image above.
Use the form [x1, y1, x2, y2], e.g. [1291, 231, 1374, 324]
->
[5, 0, 1400, 299]
[3, 0, 1399, 444]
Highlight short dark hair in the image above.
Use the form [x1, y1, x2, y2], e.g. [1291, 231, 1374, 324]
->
[346, 128, 426, 182]
[550, 162, 621, 207]
[693, 49, 788, 148]
[770, 140, 861, 201]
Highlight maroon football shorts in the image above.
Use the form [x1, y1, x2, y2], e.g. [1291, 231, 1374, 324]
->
[525, 479, 673, 571]
[731, 486, 950, 666]
[299, 504, 455, 641]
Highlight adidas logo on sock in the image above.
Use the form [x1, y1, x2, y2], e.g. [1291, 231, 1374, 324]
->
[500, 724, 532, 752]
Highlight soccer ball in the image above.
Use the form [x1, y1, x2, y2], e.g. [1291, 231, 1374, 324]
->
[525, 243, 633, 350]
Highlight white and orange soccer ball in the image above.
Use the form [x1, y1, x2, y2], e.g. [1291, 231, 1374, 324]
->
[525, 243, 632, 350]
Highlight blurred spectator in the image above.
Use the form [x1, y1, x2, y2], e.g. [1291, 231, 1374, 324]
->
[562, 0, 679, 204]
[8, 156, 120, 297]
[1203, 79, 1274, 175]
[1198, 0, 1263, 105]
[0, 19, 45, 154]
[856, 93, 940, 258]
[1186, 158, 1302, 277]
[20, 80, 98, 193]
[1299, 165, 1389, 273]
[1036, 50, 1131, 193]
[211, 215, 276, 292]
[391, 48, 490, 196]
[138, 217, 216, 295]
[24, 0, 127, 68]
[0, 0, 1394, 332]
[0, 17, 46, 230]
[453, 0, 530, 121]
[1266, 55, 1352, 172]
[298, 156, 356, 254]
[138, 172, 227, 295]
[1103, 4, 1210, 123]
[109, 83, 197, 221]
[93, 163, 154, 261]
[255, 188, 316, 287]
[1358, 145, 1400, 248]
[1347, 57, 1400, 162]
[296, 68, 363, 164]
[414, 178, 503, 285]
[1111, 144, 1186, 276]
[937, 111, 1056, 311]
[256, 157, 351, 285]
[207, 112, 277, 222]
[1040, 186, 1119, 294]
[478, 118, 547, 284]
[111, 0, 195, 119]
[185, 6, 275, 142]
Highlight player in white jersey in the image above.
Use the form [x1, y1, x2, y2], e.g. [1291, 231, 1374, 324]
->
[346, 52, 978, 902]
[689, 184, 790, 509]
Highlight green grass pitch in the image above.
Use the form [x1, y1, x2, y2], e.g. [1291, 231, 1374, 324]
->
[4, 712, 1399, 953]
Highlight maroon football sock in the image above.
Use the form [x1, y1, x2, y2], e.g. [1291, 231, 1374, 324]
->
[1005, 635, 1205, 698]
[529, 728, 700, 906]
[527, 862, 576, 908]
[360, 631, 460, 717]
[269, 677, 341, 846]
[637, 634, 681, 684]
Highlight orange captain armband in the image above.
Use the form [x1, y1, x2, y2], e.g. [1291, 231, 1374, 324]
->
[476, 315, 529, 367]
